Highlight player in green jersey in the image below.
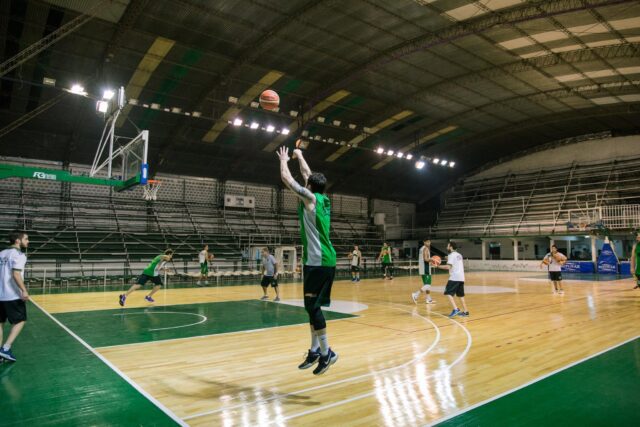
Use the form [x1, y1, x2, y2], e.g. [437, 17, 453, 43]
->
[277, 144, 338, 375]
[119, 249, 174, 306]
[632, 231, 640, 289]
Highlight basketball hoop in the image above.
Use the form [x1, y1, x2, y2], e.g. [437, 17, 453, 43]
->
[142, 179, 161, 201]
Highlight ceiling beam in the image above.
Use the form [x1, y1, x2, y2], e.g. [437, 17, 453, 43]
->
[307, 0, 634, 108]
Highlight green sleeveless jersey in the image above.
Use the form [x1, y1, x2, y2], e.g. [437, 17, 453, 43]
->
[635, 243, 640, 275]
[382, 246, 392, 263]
[143, 255, 165, 277]
[298, 193, 336, 267]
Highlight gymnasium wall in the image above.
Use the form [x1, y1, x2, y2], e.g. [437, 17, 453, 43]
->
[471, 135, 640, 180]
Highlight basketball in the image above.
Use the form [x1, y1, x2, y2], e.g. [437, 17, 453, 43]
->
[259, 89, 279, 110]
[430, 255, 442, 266]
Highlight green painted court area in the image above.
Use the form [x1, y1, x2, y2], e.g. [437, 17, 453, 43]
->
[0, 302, 178, 427]
[54, 300, 356, 348]
[436, 337, 640, 426]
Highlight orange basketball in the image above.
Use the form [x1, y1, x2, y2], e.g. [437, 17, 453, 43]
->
[259, 89, 279, 110]
[430, 255, 442, 266]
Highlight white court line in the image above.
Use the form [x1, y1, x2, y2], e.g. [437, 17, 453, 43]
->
[270, 309, 473, 424]
[96, 317, 350, 350]
[111, 311, 207, 331]
[183, 303, 442, 421]
[426, 334, 640, 427]
[30, 299, 188, 427]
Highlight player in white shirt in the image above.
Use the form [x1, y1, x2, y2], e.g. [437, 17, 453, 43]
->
[0, 231, 30, 362]
[348, 245, 362, 282]
[197, 244, 213, 286]
[437, 241, 469, 318]
[540, 244, 567, 294]
[412, 239, 435, 304]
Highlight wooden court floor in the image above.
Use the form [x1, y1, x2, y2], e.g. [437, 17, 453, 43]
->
[2, 271, 639, 426]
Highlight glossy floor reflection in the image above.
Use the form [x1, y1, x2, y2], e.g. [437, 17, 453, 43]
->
[10, 272, 639, 426]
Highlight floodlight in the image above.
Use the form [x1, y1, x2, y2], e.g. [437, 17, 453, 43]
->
[103, 89, 115, 100]
[282, 128, 290, 135]
[250, 122, 259, 129]
[376, 147, 384, 154]
[406, 154, 413, 160]
[266, 125, 275, 132]
[416, 161, 425, 169]
[433, 158, 440, 164]
[233, 118, 243, 126]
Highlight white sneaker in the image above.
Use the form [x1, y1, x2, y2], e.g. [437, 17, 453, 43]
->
[426, 299, 435, 304]
[558, 290, 564, 295]
[411, 292, 419, 304]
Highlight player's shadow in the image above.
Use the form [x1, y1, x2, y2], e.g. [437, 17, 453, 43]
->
[158, 373, 320, 407]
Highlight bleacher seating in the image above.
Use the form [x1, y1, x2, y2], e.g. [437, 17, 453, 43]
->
[431, 156, 640, 238]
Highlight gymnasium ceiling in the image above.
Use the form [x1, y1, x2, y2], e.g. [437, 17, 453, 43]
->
[1, 0, 639, 203]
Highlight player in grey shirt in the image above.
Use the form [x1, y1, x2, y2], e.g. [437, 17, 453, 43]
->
[260, 248, 280, 301]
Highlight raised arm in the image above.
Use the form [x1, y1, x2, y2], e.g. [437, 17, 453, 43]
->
[632, 244, 637, 273]
[277, 146, 314, 204]
[292, 146, 312, 183]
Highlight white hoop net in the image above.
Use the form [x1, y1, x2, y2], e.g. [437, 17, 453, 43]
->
[142, 180, 161, 201]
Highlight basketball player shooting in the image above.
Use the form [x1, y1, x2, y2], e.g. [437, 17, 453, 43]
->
[277, 145, 338, 375]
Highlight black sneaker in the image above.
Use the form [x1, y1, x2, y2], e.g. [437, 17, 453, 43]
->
[313, 348, 338, 375]
[0, 347, 16, 362]
[298, 349, 320, 370]
[119, 294, 126, 307]
[459, 311, 469, 317]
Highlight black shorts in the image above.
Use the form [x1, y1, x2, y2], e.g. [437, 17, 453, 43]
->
[350, 265, 360, 273]
[261, 276, 278, 287]
[0, 300, 27, 324]
[444, 280, 465, 297]
[549, 271, 562, 281]
[137, 274, 163, 286]
[303, 265, 335, 307]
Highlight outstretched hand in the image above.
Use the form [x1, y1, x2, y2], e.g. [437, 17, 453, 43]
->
[277, 146, 290, 162]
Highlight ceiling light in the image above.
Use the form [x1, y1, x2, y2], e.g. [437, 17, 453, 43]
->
[151, 103, 160, 110]
[317, 116, 325, 123]
[440, 160, 448, 166]
[250, 122, 259, 129]
[376, 147, 384, 154]
[96, 101, 108, 113]
[266, 125, 275, 132]
[433, 158, 440, 164]
[69, 84, 86, 95]
[416, 161, 425, 169]
[171, 107, 181, 114]
[333, 120, 341, 126]
[43, 77, 56, 86]
[290, 110, 299, 117]
[301, 130, 309, 137]
[250, 101, 259, 108]
[406, 154, 413, 160]
[192, 111, 201, 117]
[128, 98, 138, 105]
[233, 118, 243, 126]
[103, 89, 115, 100]
[397, 152, 404, 158]
[228, 96, 238, 104]
[281, 128, 290, 135]
[387, 150, 394, 155]
[349, 124, 357, 130]
[315, 135, 322, 140]
[328, 138, 334, 143]
[449, 162, 455, 167]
